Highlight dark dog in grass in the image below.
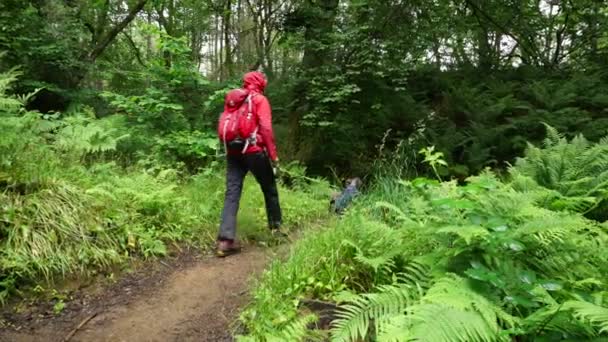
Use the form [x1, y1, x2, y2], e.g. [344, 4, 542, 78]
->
[330, 177, 362, 214]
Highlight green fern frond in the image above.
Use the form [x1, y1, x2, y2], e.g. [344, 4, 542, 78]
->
[0, 96, 22, 113]
[563, 300, 608, 334]
[395, 260, 433, 290]
[53, 114, 128, 157]
[331, 275, 517, 342]
[376, 315, 413, 342]
[437, 225, 489, 245]
[522, 304, 598, 337]
[355, 253, 397, 274]
[598, 136, 608, 146]
[423, 275, 517, 329]
[391, 275, 515, 341]
[406, 303, 505, 342]
[375, 201, 411, 222]
[549, 195, 597, 213]
[85, 186, 118, 201]
[542, 123, 565, 147]
[0, 67, 43, 113]
[0, 67, 21, 94]
[511, 126, 608, 219]
[570, 134, 591, 150]
[266, 314, 321, 342]
[515, 215, 586, 247]
[0, 69, 23, 113]
[330, 284, 418, 342]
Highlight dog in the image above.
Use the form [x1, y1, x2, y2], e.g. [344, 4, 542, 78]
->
[330, 177, 362, 214]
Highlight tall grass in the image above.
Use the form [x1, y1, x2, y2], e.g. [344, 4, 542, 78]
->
[1, 161, 331, 303]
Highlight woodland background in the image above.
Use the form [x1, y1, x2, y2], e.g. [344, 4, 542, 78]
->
[2, 0, 607, 178]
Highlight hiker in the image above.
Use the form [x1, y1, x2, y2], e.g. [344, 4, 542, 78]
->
[215, 71, 282, 257]
[330, 177, 362, 214]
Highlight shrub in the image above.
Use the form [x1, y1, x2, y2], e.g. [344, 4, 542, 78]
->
[237, 131, 608, 341]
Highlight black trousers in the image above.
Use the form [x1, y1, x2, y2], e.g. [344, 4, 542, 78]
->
[218, 152, 282, 241]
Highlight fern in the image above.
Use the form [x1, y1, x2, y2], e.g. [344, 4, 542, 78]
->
[437, 224, 489, 245]
[542, 123, 566, 147]
[331, 275, 516, 342]
[54, 114, 130, 157]
[511, 125, 608, 219]
[373, 275, 514, 342]
[394, 260, 433, 291]
[374, 201, 412, 223]
[406, 303, 504, 342]
[0, 66, 41, 114]
[266, 313, 322, 342]
[331, 284, 420, 342]
[0, 67, 22, 113]
[376, 315, 413, 342]
[377, 308, 518, 342]
[423, 275, 516, 330]
[521, 303, 601, 338]
[354, 252, 397, 276]
[563, 301, 608, 334]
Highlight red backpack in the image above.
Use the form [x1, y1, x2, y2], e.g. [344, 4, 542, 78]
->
[217, 88, 258, 153]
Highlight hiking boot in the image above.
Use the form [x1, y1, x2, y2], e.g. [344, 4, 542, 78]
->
[216, 239, 241, 257]
[270, 227, 289, 241]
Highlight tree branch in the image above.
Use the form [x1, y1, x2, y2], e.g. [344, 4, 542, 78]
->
[552, 1, 570, 65]
[560, 29, 605, 62]
[87, 0, 149, 62]
[94, 0, 111, 43]
[122, 31, 146, 67]
[155, 2, 170, 35]
[84, 22, 96, 40]
[464, 0, 540, 65]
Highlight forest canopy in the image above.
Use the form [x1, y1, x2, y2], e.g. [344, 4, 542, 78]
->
[1, 0, 607, 177]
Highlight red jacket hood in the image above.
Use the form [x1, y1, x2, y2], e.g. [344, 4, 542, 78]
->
[243, 71, 267, 93]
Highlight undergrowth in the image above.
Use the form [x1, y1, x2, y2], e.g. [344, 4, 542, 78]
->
[0, 68, 331, 303]
[237, 127, 608, 341]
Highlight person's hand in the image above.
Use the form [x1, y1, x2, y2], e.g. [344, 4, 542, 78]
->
[272, 159, 280, 177]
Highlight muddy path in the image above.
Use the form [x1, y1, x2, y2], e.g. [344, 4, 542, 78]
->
[0, 245, 272, 342]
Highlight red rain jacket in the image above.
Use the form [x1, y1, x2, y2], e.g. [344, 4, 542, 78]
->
[231, 71, 278, 162]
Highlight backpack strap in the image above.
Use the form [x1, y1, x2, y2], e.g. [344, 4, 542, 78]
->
[241, 94, 259, 154]
[222, 116, 229, 155]
[248, 93, 253, 115]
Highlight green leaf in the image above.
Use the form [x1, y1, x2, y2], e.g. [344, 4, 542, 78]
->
[437, 225, 489, 244]
[540, 281, 563, 292]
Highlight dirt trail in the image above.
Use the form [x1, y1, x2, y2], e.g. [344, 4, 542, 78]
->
[1, 246, 270, 342]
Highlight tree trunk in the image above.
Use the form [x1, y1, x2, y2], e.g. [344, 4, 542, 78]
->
[214, 14, 219, 79]
[236, 0, 243, 68]
[263, 0, 274, 76]
[87, 0, 149, 63]
[223, 0, 233, 79]
[218, 14, 224, 80]
[476, 26, 492, 70]
[288, 0, 339, 159]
